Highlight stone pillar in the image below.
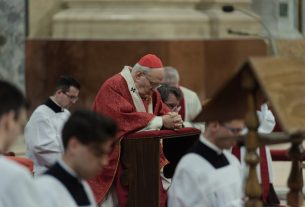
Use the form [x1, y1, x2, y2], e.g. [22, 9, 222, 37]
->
[52, 0, 210, 39]
[301, 0, 305, 35]
[29, 0, 62, 38]
[252, 0, 302, 39]
[196, 0, 262, 38]
[0, 0, 26, 90]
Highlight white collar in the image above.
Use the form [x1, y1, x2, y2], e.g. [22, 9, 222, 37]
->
[199, 134, 223, 155]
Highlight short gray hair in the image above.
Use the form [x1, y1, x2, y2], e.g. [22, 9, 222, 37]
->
[163, 66, 180, 84]
[131, 63, 151, 75]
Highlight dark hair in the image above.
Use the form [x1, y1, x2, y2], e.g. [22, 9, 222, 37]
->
[62, 109, 117, 149]
[56, 75, 81, 93]
[0, 80, 28, 119]
[157, 84, 182, 102]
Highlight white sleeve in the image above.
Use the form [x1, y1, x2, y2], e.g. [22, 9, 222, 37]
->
[26, 118, 62, 168]
[83, 181, 97, 207]
[183, 89, 202, 122]
[193, 93, 202, 118]
[168, 166, 209, 207]
[257, 103, 276, 133]
[35, 176, 77, 207]
[1, 172, 45, 207]
[142, 116, 163, 131]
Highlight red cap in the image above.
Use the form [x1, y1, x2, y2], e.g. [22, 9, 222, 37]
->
[138, 54, 163, 69]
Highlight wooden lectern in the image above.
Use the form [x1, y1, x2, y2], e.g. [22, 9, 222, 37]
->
[195, 57, 305, 207]
[121, 128, 200, 207]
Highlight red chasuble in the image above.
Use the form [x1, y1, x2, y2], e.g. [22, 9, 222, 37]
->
[88, 72, 170, 205]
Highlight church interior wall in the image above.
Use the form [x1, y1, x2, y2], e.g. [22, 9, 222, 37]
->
[25, 39, 266, 113]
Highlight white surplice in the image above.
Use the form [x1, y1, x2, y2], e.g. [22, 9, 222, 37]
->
[25, 101, 70, 176]
[0, 156, 45, 207]
[168, 136, 244, 207]
[35, 160, 96, 207]
[180, 86, 205, 132]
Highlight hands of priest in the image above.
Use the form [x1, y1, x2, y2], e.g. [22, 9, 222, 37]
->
[162, 112, 183, 129]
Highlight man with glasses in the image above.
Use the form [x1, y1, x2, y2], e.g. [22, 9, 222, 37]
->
[25, 75, 80, 176]
[90, 54, 183, 207]
[35, 110, 117, 207]
[168, 119, 245, 207]
[163, 66, 204, 132]
[157, 84, 182, 113]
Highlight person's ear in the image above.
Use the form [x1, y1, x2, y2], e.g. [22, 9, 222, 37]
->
[1, 111, 15, 131]
[67, 137, 80, 151]
[209, 121, 220, 131]
[55, 89, 62, 96]
[209, 121, 220, 136]
[134, 71, 144, 81]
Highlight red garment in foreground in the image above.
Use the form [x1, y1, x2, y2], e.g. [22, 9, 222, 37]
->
[88, 72, 170, 206]
[6, 156, 34, 173]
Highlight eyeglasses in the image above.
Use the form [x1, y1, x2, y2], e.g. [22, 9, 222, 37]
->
[63, 92, 79, 102]
[144, 75, 162, 89]
[166, 103, 181, 112]
[221, 123, 245, 134]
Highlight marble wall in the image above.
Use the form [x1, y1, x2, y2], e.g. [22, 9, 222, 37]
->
[0, 0, 26, 90]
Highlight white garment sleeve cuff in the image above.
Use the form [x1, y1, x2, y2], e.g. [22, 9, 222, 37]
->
[183, 121, 193, 128]
[143, 116, 163, 130]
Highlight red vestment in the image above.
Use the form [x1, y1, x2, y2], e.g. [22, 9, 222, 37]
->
[88, 72, 170, 206]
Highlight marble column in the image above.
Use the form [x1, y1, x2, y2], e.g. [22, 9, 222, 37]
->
[301, 0, 305, 35]
[252, 0, 302, 39]
[52, 0, 210, 39]
[196, 0, 262, 38]
[0, 0, 26, 90]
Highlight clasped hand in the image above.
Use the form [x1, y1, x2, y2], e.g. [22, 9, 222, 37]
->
[162, 112, 183, 129]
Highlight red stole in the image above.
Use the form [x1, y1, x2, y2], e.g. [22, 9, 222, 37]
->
[259, 147, 270, 202]
[231, 146, 270, 202]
